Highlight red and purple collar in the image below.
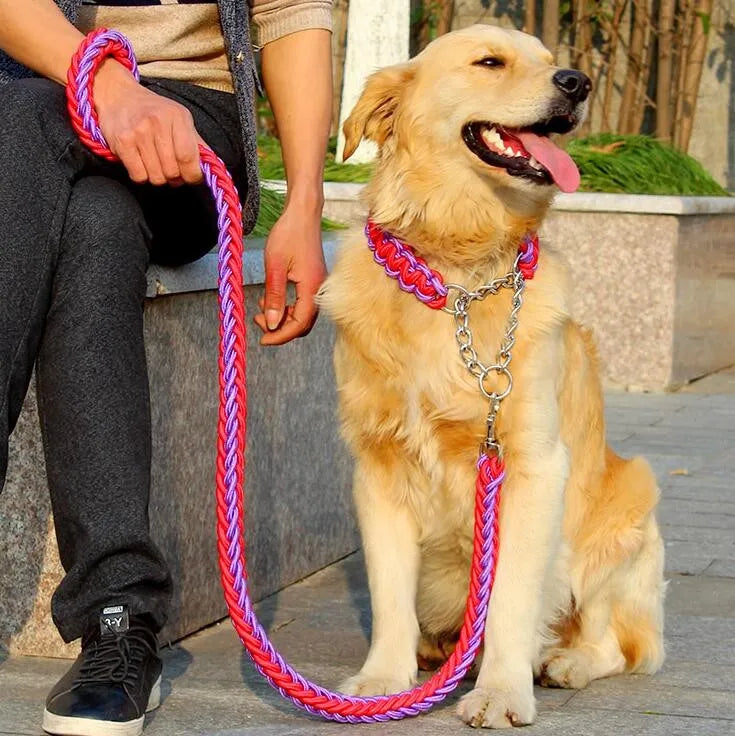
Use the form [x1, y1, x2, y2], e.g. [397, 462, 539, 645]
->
[364, 220, 539, 310]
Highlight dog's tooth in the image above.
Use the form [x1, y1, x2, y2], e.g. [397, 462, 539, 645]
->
[481, 127, 504, 152]
[529, 155, 540, 168]
[504, 146, 514, 156]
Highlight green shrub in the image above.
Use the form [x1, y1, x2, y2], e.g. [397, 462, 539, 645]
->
[568, 134, 729, 196]
[252, 184, 344, 237]
[258, 135, 373, 184]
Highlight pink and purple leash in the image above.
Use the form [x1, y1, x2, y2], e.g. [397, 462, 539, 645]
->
[67, 28, 507, 723]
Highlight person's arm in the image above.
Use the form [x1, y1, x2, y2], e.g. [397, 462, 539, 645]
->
[251, 3, 333, 345]
[0, 0, 85, 84]
[0, 0, 202, 186]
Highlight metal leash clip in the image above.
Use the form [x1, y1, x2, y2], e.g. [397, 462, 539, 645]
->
[444, 252, 528, 457]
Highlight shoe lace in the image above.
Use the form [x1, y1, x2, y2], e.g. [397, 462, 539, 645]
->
[75, 625, 157, 690]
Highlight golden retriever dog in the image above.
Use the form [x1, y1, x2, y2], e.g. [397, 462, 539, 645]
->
[319, 24, 665, 729]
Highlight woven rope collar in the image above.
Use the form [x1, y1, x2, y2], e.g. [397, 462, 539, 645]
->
[365, 219, 539, 309]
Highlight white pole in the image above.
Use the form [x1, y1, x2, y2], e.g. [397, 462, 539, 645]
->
[336, 0, 411, 163]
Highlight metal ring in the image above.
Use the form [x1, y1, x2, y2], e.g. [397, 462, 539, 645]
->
[478, 365, 513, 401]
[441, 284, 470, 314]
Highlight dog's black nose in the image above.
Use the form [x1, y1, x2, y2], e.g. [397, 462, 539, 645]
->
[553, 69, 591, 104]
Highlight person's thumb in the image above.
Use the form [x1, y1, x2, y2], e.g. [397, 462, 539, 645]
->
[263, 251, 287, 330]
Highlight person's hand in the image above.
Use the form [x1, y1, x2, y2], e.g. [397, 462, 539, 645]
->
[254, 198, 327, 346]
[93, 60, 204, 186]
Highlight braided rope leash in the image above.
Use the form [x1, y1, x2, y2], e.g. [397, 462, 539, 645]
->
[68, 29, 509, 723]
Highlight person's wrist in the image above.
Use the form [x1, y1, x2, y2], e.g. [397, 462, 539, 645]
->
[93, 59, 139, 108]
[284, 180, 325, 217]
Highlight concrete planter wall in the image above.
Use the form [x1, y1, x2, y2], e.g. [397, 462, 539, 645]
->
[1, 241, 357, 658]
[298, 182, 735, 392]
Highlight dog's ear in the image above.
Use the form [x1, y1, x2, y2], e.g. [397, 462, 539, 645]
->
[342, 63, 415, 160]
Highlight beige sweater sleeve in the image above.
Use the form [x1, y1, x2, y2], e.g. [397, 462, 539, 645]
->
[250, 0, 333, 46]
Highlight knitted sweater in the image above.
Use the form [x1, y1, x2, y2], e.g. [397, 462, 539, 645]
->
[0, 0, 333, 231]
[75, 1, 333, 93]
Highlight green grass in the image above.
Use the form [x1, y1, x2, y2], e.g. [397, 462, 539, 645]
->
[568, 134, 729, 196]
[256, 133, 728, 200]
[258, 135, 373, 184]
[252, 179, 344, 237]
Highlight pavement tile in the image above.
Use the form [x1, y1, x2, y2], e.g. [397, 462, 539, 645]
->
[657, 509, 735, 530]
[566, 677, 735, 720]
[705, 559, 735, 578]
[653, 659, 735, 691]
[660, 524, 735, 544]
[666, 576, 735, 618]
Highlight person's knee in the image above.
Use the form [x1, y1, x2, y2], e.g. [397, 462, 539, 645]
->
[63, 177, 151, 286]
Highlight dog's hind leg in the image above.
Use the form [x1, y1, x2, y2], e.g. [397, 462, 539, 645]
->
[539, 596, 626, 689]
[541, 458, 665, 688]
[339, 456, 422, 696]
[610, 513, 666, 675]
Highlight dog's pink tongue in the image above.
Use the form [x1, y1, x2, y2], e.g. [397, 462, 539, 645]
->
[515, 131, 580, 193]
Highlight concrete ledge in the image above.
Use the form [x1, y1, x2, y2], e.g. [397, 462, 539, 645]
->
[553, 192, 735, 214]
[264, 180, 735, 216]
[146, 235, 341, 299]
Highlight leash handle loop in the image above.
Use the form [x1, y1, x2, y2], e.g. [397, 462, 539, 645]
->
[66, 28, 138, 161]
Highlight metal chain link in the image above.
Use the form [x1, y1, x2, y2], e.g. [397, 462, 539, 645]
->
[442, 252, 527, 456]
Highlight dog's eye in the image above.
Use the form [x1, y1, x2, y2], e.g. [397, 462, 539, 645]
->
[475, 56, 505, 69]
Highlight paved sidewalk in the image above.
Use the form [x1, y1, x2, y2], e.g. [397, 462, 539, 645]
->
[1, 389, 734, 735]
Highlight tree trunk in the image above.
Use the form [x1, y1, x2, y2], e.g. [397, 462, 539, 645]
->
[525, 0, 536, 34]
[631, 0, 653, 133]
[417, 0, 455, 50]
[573, 0, 593, 79]
[599, 0, 627, 132]
[330, 0, 349, 138]
[437, 0, 455, 35]
[673, 0, 695, 147]
[572, 0, 594, 133]
[656, 0, 675, 140]
[542, 0, 560, 58]
[618, 0, 647, 133]
[675, 0, 714, 151]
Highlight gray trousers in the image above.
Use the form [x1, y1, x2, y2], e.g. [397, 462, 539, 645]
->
[0, 76, 246, 642]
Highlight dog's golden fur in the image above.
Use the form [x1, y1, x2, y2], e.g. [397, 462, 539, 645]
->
[319, 24, 665, 728]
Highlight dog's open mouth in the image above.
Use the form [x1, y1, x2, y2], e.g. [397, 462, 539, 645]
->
[463, 119, 581, 193]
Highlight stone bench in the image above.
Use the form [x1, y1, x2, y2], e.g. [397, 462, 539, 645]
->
[303, 184, 735, 392]
[0, 235, 357, 658]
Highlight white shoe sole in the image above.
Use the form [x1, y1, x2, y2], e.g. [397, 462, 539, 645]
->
[42, 675, 161, 736]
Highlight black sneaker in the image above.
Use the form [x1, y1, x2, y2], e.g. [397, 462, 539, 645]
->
[43, 605, 162, 736]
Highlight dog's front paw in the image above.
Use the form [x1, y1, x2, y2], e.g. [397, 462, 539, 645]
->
[539, 652, 591, 689]
[457, 684, 536, 729]
[339, 671, 416, 697]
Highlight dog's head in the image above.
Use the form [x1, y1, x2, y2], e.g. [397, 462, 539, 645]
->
[343, 25, 590, 254]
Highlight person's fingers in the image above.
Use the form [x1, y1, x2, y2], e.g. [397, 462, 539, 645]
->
[115, 132, 148, 183]
[263, 250, 288, 330]
[134, 117, 167, 185]
[258, 282, 319, 345]
[173, 110, 203, 184]
[153, 118, 182, 183]
[291, 279, 319, 334]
